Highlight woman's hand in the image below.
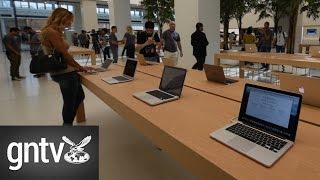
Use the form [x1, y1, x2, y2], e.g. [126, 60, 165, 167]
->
[78, 66, 95, 73]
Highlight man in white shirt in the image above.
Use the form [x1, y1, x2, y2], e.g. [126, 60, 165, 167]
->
[274, 26, 287, 53]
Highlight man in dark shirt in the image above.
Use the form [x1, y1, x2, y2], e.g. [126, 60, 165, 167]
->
[3, 27, 24, 81]
[136, 21, 161, 62]
[259, 21, 273, 71]
[191, 23, 209, 70]
[109, 26, 121, 63]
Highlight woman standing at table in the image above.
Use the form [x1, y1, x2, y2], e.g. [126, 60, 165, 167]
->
[40, 8, 92, 126]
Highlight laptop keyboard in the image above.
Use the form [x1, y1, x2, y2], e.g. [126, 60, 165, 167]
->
[113, 76, 129, 81]
[226, 123, 287, 153]
[147, 90, 174, 100]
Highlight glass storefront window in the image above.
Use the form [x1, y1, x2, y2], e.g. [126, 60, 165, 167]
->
[45, 3, 52, 10]
[134, 10, 139, 16]
[105, 9, 109, 15]
[37, 3, 45, 9]
[29, 2, 37, 9]
[60, 4, 68, 9]
[2, 0, 11, 7]
[14, 1, 21, 8]
[68, 5, 74, 12]
[130, 10, 134, 16]
[21, 1, 28, 8]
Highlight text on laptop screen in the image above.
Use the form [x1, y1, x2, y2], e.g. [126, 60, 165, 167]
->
[124, 59, 137, 77]
[159, 66, 187, 97]
[245, 87, 300, 128]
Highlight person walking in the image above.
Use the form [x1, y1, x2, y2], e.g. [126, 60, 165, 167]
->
[3, 27, 24, 81]
[136, 21, 161, 62]
[99, 28, 111, 61]
[78, 30, 90, 48]
[191, 22, 209, 70]
[122, 26, 136, 59]
[274, 26, 287, 72]
[72, 32, 79, 46]
[161, 21, 183, 66]
[259, 21, 273, 71]
[40, 8, 93, 126]
[24, 26, 45, 78]
[109, 26, 121, 63]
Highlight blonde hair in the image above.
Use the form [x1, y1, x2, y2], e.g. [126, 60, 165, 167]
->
[127, 26, 133, 35]
[42, 8, 74, 33]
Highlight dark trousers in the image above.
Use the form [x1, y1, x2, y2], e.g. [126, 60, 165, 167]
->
[6, 52, 21, 78]
[103, 46, 110, 61]
[126, 45, 135, 59]
[260, 45, 272, 69]
[51, 72, 85, 125]
[121, 46, 127, 56]
[93, 43, 100, 54]
[192, 55, 206, 70]
[276, 45, 285, 53]
[111, 46, 118, 63]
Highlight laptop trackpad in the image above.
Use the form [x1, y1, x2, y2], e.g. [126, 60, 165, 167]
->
[227, 137, 256, 153]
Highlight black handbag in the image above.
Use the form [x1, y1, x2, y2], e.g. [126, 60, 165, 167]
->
[29, 49, 67, 74]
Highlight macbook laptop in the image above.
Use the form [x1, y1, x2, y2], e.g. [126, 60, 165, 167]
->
[204, 64, 238, 84]
[280, 74, 320, 107]
[245, 44, 258, 53]
[137, 54, 158, 66]
[95, 58, 113, 72]
[162, 57, 177, 67]
[102, 58, 137, 84]
[133, 66, 187, 106]
[309, 46, 320, 58]
[211, 84, 302, 167]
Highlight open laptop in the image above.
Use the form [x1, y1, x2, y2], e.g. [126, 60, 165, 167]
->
[102, 58, 137, 84]
[279, 74, 320, 107]
[309, 46, 320, 58]
[204, 64, 238, 84]
[162, 57, 177, 67]
[245, 44, 258, 53]
[95, 58, 113, 72]
[133, 66, 187, 106]
[137, 54, 158, 66]
[211, 84, 302, 167]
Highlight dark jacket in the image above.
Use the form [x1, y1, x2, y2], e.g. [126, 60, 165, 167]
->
[191, 30, 209, 56]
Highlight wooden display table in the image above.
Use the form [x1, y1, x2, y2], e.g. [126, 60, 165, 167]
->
[69, 46, 96, 65]
[299, 43, 320, 53]
[76, 65, 320, 179]
[214, 52, 320, 78]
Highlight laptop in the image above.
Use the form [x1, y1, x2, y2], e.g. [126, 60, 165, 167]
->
[95, 58, 113, 72]
[162, 57, 177, 67]
[211, 84, 302, 167]
[309, 46, 320, 58]
[133, 66, 187, 106]
[245, 44, 258, 53]
[137, 54, 158, 66]
[102, 58, 137, 84]
[204, 64, 238, 84]
[279, 74, 320, 107]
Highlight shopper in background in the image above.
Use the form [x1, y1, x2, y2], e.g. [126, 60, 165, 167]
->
[122, 26, 136, 59]
[41, 8, 93, 126]
[24, 26, 45, 78]
[72, 32, 79, 46]
[79, 30, 90, 48]
[191, 22, 209, 71]
[109, 26, 121, 63]
[161, 21, 183, 66]
[243, 26, 256, 46]
[3, 27, 24, 81]
[136, 21, 161, 62]
[259, 21, 273, 71]
[99, 28, 111, 61]
[91, 29, 100, 54]
[274, 26, 287, 72]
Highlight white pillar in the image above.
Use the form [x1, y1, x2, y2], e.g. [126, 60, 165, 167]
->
[295, 12, 304, 53]
[108, 0, 131, 39]
[80, 0, 98, 31]
[175, 0, 220, 68]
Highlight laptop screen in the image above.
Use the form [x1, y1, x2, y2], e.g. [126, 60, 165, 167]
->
[239, 84, 302, 141]
[159, 66, 187, 97]
[123, 59, 137, 78]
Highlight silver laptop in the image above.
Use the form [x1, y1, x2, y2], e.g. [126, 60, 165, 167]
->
[102, 58, 137, 84]
[95, 58, 113, 72]
[204, 64, 238, 84]
[133, 66, 187, 106]
[211, 84, 302, 167]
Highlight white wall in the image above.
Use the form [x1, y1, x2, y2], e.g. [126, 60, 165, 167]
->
[81, 0, 98, 31]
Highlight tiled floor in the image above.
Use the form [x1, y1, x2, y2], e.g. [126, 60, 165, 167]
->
[0, 52, 195, 180]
